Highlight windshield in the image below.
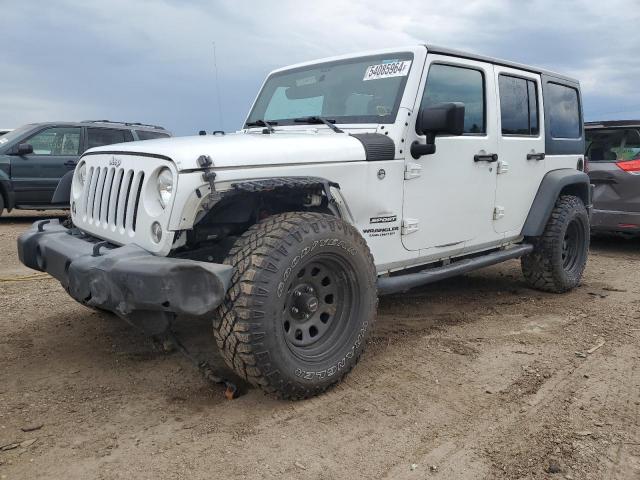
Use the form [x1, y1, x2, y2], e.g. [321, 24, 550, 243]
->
[0, 124, 35, 147]
[247, 52, 414, 126]
[586, 128, 640, 161]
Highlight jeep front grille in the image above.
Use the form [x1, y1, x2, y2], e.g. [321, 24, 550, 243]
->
[80, 166, 145, 232]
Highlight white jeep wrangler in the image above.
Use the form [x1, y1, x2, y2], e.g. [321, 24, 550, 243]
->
[18, 44, 591, 399]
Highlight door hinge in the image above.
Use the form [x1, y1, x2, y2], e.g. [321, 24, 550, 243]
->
[404, 162, 422, 180]
[401, 218, 419, 235]
[493, 206, 505, 220]
[497, 160, 509, 174]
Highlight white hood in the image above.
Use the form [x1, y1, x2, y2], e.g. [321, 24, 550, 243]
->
[84, 131, 368, 171]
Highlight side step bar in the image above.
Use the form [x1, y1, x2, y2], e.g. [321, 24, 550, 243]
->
[377, 244, 534, 295]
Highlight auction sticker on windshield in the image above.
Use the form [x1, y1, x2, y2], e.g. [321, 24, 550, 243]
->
[363, 60, 412, 81]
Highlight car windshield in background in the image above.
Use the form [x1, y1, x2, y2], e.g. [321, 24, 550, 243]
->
[246, 53, 414, 126]
[0, 124, 34, 146]
[586, 128, 640, 161]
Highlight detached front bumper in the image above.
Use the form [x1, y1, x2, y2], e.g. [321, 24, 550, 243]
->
[17, 220, 233, 321]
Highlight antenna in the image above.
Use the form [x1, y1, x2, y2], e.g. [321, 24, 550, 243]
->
[212, 42, 224, 131]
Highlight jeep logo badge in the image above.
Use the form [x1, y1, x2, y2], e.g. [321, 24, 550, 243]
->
[109, 157, 122, 167]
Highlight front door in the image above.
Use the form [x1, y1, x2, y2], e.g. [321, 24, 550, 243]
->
[492, 67, 546, 236]
[11, 126, 82, 205]
[402, 55, 500, 252]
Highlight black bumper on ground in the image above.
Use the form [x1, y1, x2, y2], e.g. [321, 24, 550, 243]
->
[17, 220, 233, 323]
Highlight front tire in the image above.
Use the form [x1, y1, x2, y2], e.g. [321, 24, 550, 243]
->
[521, 195, 589, 293]
[214, 212, 377, 399]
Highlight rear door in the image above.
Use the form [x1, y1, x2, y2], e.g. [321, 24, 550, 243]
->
[493, 67, 546, 236]
[10, 126, 82, 205]
[85, 127, 134, 152]
[587, 127, 640, 214]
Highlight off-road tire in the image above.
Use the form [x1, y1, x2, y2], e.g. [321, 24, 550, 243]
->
[214, 212, 377, 399]
[521, 195, 589, 293]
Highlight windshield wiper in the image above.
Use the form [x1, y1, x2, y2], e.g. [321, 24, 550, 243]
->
[245, 119, 277, 133]
[294, 116, 343, 133]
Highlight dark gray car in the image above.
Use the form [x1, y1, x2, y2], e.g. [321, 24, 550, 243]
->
[0, 120, 171, 216]
[586, 120, 640, 236]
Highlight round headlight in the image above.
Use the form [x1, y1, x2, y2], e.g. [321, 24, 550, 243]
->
[77, 162, 87, 186]
[72, 162, 87, 199]
[156, 167, 173, 208]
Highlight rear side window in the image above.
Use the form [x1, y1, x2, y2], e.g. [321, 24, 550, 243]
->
[136, 130, 170, 140]
[87, 128, 133, 149]
[547, 83, 581, 139]
[498, 75, 539, 136]
[420, 64, 485, 134]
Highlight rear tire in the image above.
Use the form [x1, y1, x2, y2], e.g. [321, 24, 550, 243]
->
[214, 212, 377, 399]
[0, 194, 4, 217]
[521, 195, 589, 293]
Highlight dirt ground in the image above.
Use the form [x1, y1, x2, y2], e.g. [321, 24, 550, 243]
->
[0, 211, 639, 480]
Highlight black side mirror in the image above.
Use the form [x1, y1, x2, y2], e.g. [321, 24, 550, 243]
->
[16, 143, 34, 155]
[411, 102, 465, 158]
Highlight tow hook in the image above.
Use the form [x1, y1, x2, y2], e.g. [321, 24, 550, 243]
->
[165, 330, 240, 400]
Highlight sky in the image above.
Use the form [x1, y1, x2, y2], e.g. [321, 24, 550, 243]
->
[1, 0, 639, 135]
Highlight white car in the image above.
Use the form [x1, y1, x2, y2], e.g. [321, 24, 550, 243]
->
[0, 128, 13, 136]
[18, 44, 591, 399]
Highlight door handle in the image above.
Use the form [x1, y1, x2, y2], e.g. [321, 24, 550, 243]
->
[474, 153, 498, 163]
[64, 160, 77, 167]
[526, 152, 545, 161]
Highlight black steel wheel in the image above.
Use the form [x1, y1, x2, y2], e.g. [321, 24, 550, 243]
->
[522, 195, 590, 293]
[281, 256, 359, 360]
[214, 212, 377, 399]
[562, 219, 585, 271]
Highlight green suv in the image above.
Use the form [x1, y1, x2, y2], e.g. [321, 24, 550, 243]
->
[0, 120, 171, 215]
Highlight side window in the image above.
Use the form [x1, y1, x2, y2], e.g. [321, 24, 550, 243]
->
[28, 127, 81, 155]
[136, 130, 171, 140]
[420, 64, 485, 134]
[547, 83, 581, 139]
[498, 75, 539, 136]
[87, 128, 133, 149]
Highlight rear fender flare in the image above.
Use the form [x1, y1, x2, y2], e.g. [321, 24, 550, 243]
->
[521, 169, 592, 237]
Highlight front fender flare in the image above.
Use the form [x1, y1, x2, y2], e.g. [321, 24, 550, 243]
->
[51, 170, 74, 205]
[229, 176, 353, 221]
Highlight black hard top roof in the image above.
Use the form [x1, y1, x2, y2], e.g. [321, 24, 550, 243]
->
[423, 44, 579, 85]
[585, 120, 640, 129]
